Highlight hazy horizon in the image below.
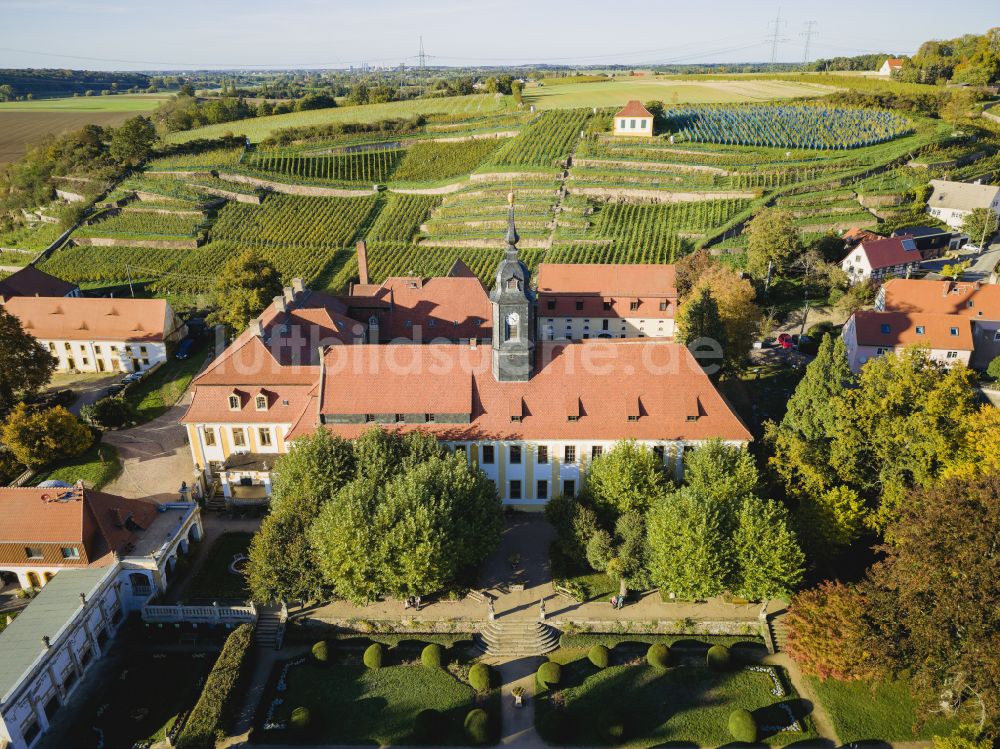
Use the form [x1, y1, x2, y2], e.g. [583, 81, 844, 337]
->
[0, 0, 996, 72]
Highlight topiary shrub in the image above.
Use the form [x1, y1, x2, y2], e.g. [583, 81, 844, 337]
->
[706, 644, 732, 671]
[988, 355, 1000, 381]
[469, 662, 491, 692]
[646, 643, 670, 669]
[536, 661, 562, 688]
[363, 642, 384, 670]
[728, 709, 757, 743]
[291, 706, 311, 735]
[311, 640, 330, 664]
[588, 644, 610, 669]
[412, 708, 443, 744]
[464, 708, 491, 745]
[421, 643, 444, 669]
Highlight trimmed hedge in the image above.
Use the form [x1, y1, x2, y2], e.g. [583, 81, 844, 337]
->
[728, 708, 758, 742]
[364, 642, 384, 669]
[707, 644, 732, 671]
[464, 708, 491, 744]
[469, 662, 491, 692]
[311, 640, 330, 664]
[421, 643, 444, 669]
[537, 661, 562, 688]
[588, 644, 610, 669]
[174, 623, 255, 749]
[646, 643, 670, 669]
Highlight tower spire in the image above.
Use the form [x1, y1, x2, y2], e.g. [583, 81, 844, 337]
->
[505, 190, 519, 254]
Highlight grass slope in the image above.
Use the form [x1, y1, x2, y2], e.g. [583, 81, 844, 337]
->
[30, 442, 121, 490]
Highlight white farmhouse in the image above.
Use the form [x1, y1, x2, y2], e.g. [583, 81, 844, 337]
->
[926, 179, 1000, 232]
[841, 236, 922, 285]
[613, 100, 654, 137]
[878, 57, 903, 76]
[4, 297, 186, 374]
[842, 310, 974, 373]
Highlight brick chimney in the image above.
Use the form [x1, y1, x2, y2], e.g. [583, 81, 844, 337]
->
[248, 318, 264, 338]
[273, 295, 287, 314]
[357, 241, 370, 285]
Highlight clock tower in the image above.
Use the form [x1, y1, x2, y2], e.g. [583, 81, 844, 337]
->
[490, 193, 535, 382]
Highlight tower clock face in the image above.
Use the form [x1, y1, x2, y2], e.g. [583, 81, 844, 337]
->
[506, 311, 520, 326]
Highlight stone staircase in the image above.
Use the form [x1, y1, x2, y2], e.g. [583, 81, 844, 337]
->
[476, 619, 560, 658]
[255, 605, 284, 650]
[767, 613, 789, 653]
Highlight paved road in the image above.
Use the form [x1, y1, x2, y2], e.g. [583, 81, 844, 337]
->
[42, 372, 119, 416]
[920, 241, 1000, 281]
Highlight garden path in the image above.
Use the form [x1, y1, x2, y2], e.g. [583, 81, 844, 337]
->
[495, 656, 547, 749]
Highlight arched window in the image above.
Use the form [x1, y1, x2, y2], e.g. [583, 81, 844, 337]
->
[27, 572, 41, 588]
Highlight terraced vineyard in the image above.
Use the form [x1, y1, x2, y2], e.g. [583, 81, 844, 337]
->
[146, 147, 244, 171]
[243, 148, 404, 184]
[391, 138, 505, 182]
[76, 207, 206, 239]
[486, 109, 591, 169]
[366, 194, 441, 242]
[211, 194, 378, 248]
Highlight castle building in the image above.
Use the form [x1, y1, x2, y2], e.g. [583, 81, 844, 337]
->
[182, 200, 749, 508]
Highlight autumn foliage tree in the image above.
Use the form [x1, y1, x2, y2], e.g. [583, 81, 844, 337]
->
[1, 404, 92, 467]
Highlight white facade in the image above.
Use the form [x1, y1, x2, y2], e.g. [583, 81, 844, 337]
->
[40, 338, 168, 374]
[841, 249, 918, 285]
[539, 316, 675, 340]
[614, 115, 654, 137]
[926, 180, 1000, 231]
[842, 316, 973, 373]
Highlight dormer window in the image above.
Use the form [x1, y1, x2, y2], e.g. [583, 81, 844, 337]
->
[950, 327, 959, 336]
[255, 395, 267, 411]
[630, 300, 640, 311]
[228, 394, 240, 411]
[686, 414, 698, 422]
[575, 300, 584, 311]
[915, 326, 925, 334]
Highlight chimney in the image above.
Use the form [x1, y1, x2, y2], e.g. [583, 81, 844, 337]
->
[356, 241, 370, 285]
[79, 593, 86, 607]
[292, 277, 306, 295]
[273, 295, 287, 314]
[282, 286, 295, 307]
[41, 636, 50, 649]
[249, 318, 264, 338]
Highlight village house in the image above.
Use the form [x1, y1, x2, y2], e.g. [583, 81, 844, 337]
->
[842, 310, 974, 372]
[890, 225, 966, 258]
[0, 487, 202, 749]
[926, 179, 1000, 232]
[878, 57, 904, 76]
[877, 277, 1000, 368]
[182, 205, 750, 508]
[535, 263, 678, 340]
[613, 100, 654, 137]
[0, 267, 80, 303]
[3, 297, 186, 374]
[841, 236, 922, 284]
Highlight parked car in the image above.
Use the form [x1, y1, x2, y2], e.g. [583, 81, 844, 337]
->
[121, 372, 144, 385]
[106, 384, 126, 397]
[777, 333, 793, 349]
[175, 337, 195, 360]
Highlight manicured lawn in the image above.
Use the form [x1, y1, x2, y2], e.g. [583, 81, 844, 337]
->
[183, 532, 253, 602]
[808, 675, 959, 743]
[537, 647, 817, 746]
[125, 339, 207, 422]
[66, 647, 213, 748]
[30, 442, 121, 489]
[271, 660, 481, 745]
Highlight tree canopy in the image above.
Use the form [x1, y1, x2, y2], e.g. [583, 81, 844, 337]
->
[744, 208, 801, 279]
[583, 440, 670, 520]
[0, 306, 56, 415]
[210, 251, 283, 333]
[1, 404, 92, 467]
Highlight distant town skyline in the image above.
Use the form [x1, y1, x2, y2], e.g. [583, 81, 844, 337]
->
[0, 0, 995, 71]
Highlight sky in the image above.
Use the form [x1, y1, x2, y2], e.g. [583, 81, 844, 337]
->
[0, 0, 995, 71]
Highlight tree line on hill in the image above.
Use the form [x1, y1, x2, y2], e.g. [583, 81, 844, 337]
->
[893, 27, 1000, 86]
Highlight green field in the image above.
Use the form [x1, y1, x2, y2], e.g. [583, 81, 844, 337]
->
[167, 94, 514, 144]
[0, 94, 170, 112]
[524, 77, 835, 110]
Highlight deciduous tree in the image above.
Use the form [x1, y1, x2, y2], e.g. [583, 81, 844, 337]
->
[676, 286, 728, 374]
[210, 251, 283, 333]
[745, 208, 800, 279]
[108, 115, 157, 166]
[0, 306, 56, 415]
[586, 511, 649, 596]
[731, 496, 805, 600]
[583, 440, 670, 521]
[686, 265, 761, 368]
[1, 404, 92, 467]
[961, 206, 999, 247]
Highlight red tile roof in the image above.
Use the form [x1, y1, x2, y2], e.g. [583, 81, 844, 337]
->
[842, 227, 882, 246]
[851, 311, 974, 351]
[537, 264, 677, 319]
[304, 340, 751, 442]
[3, 297, 176, 342]
[0, 486, 159, 565]
[851, 237, 920, 270]
[182, 383, 317, 425]
[0, 266, 77, 300]
[881, 279, 1000, 320]
[884, 58, 903, 70]
[615, 100, 654, 118]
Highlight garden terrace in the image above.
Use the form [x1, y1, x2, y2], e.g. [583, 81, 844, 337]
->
[537, 641, 817, 746]
[255, 637, 497, 745]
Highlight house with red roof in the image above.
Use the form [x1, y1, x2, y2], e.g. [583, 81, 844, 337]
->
[0, 266, 79, 303]
[842, 310, 974, 372]
[878, 58, 904, 76]
[613, 100, 654, 137]
[182, 204, 749, 508]
[840, 236, 922, 285]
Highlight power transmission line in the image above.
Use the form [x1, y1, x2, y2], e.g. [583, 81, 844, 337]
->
[801, 21, 817, 63]
[418, 37, 426, 71]
[766, 7, 788, 64]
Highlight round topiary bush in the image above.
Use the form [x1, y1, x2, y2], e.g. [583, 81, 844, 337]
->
[421, 643, 444, 669]
[311, 639, 330, 664]
[706, 644, 732, 671]
[588, 644, 610, 669]
[469, 662, 491, 692]
[464, 708, 491, 745]
[728, 708, 758, 743]
[536, 661, 562, 688]
[646, 643, 670, 669]
[291, 706, 311, 734]
[412, 708, 443, 744]
[363, 642, 384, 670]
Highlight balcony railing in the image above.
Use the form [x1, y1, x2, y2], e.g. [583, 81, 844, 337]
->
[142, 602, 257, 624]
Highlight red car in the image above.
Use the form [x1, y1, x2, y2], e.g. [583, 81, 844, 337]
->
[777, 333, 793, 349]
